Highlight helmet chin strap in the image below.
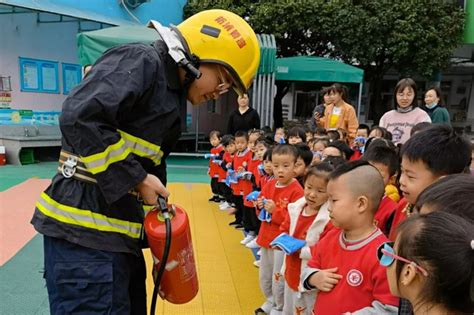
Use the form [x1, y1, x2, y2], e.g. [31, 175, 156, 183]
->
[148, 20, 202, 83]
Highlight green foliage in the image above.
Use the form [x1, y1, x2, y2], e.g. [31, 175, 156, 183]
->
[183, 0, 465, 80]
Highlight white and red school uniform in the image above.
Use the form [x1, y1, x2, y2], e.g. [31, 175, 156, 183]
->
[388, 197, 409, 241]
[256, 178, 304, 314]
[302, 228, 399, 315]
[280, 197, 331, 315]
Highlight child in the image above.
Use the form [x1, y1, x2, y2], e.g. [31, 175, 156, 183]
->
[389, 125, 471, 241]
[312, 138, 329, 164]
[274, 127, 286, 144]
[241, 129, 265, 245]
[280, 160, 344, 315]
[231, 131, 253, 229]
[255, 144, 304, 315]
[287, 126, 307, 145]
[415, 174, 474, 223]
[380, 212, 474, 314]
[304, 127, 313, 143]
[218, 135, 237, 211]
[294, 143, 313, 186]
[363, 145, 400, 236]
[302, 160, 399, 314]
[356, 124, 370, 138]
[326, 130, 340, 142]
[208, 130, 224, 202]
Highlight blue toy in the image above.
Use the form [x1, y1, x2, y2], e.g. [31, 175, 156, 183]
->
[270, 233, 306, 255]
[211, 159, 222, 164]
[279, 137, 285, 144]
[225, 169, 239, 187]
[204, 153, 218, 159]
[257, 164, 265, 175]
[245, 190, 260, 201]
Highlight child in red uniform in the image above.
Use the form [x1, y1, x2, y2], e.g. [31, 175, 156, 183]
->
[231, 131, 253, 229]
[208, 130, 224, 202]
[302, 160, 399, 315]
[243, 135, 273, 249]
[281, 159, 345, 315]
[255, 144, 304, 315]
[363, 145, 399, 236]
[241, 129, 264, 245]
[388, 125, 471, 241]
[218, 135, 236, 211]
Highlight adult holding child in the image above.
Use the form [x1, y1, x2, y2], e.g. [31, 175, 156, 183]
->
[315, 83, 359, 143]
[379, 78, 431, 145]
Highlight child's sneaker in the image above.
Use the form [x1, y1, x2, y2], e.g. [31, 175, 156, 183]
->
[234, 224, 244, 230]
[219, 202, 230, 209]
[240, 234, 255, 245]
[245, 238, 260, 249]
[256, 249, 262, 256]
[208, 195, 219, 202]
[228, 220, 240, 227]
[253, 260, 261, 268]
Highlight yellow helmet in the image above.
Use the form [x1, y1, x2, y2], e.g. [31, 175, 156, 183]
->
[176, 9, 260, 94]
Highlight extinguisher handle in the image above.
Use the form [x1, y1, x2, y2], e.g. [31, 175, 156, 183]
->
[157, 196, 169, 213]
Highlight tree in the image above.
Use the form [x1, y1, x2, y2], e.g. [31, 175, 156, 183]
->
[184, 0, 465, 124]
[322, 0, 465, 121]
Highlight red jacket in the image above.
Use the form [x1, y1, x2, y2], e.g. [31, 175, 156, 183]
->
[374, 196, 397, 236]
[256, 179, 304, 248]
[388, 198, 410, 241]
[209, 144, 224, 178]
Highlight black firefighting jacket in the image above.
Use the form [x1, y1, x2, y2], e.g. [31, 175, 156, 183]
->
[31, 40, 186, 255]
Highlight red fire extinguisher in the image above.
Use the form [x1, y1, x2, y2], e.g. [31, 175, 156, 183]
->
[144, 197, 199, 313]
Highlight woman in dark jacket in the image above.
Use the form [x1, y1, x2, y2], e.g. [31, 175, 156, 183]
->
[227, 93, 260, 134]
[423, 87, 450, 125]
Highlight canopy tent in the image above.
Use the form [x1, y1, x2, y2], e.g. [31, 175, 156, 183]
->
[77, 25, 158, 66]
[276, 56, 364, 116]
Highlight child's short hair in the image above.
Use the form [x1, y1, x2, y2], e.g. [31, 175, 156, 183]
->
[314, 127, 328, 136]
[263, 147, 273, 161]
[256, 135, 275, 148]
[357, 124, 370, 135]
[410, 122, 431, 136]
[294, 143, 313, 167]
[396, 212, 474, 313]
[272, 144, 298, 162]
[328, 140, 353, 160]
[209, 130, 221, 139]
[364, 137, 397, 153]
[235, 130, 249, 140]
[401, 125, 471, 176]
[287, 126, 307, 143]
[415, 174, 474, 223]
[370, 126, 391, 140]
[329, 160, 385, 213]
[249, 128, 264, 138]
[327, 130, 340, 142]
[363, 146, 399, 177]
[304, 157, 345, 183]
[221, 135, 235, 146]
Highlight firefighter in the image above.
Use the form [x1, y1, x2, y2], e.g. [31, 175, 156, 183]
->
[30, 9, 259, 314]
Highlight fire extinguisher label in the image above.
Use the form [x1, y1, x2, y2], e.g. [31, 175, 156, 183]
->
[177, 243, 196, 282]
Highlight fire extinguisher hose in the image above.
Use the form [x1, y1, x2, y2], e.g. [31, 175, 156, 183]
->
[150, 199, 172, 315]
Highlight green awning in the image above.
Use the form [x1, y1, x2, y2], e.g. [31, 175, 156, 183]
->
[77, 25, 158, 66]
[276, 56, 364, 83]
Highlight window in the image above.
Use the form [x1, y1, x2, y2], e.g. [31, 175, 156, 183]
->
[19, 57, 59, 93]
[62, 63, 82, 94]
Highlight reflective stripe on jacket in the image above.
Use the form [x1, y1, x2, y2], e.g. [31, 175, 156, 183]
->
[31, 41, 185, 255]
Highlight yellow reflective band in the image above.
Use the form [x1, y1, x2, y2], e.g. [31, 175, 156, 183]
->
[118, 130, 163, 165]
[81, 138, 132, 174]
[36, 192, 142, 239]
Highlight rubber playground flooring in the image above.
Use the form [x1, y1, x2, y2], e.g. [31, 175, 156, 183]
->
[0, 157, 263, 314]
